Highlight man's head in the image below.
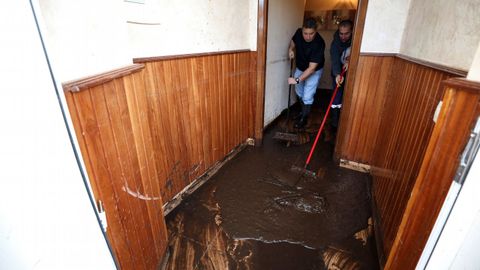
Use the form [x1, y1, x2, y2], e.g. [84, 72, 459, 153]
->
[338, 20, 353, 43]
[302, 18, 317, 42]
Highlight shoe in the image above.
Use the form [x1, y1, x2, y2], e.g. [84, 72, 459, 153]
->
[331, 108, 340, 128]
[295, 116, 308, 128]
[295, 104, 312, 129]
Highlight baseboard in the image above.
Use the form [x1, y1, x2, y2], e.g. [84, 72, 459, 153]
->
[339, 159, 371, 173]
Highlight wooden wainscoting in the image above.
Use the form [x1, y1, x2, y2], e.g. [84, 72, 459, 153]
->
[336, 55, 395, 163]
[135, 51, 256, 201]
[335, 53, 468, 264]
[65, 66, 168, 270]
[372, 57, 455, 256]
[386, 78, 480, 269]
[64, 50, 256, 269]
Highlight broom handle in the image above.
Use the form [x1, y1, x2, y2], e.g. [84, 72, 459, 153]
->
[304, 67, 347, 167]
[287, 59, 295, 120]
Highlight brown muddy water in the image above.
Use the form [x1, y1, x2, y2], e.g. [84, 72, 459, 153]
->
[163, 100, 379, 270]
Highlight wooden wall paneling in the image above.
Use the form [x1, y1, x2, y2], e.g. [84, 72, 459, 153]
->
[154, 60, 185, 200]
[197, 57, 214, 168]
[128, 72, 168, 257]
[83, 84, 146, 269]
[358, 56, 394, 162]
[66, 90, 135, 269]
[188, 57, 206, 176]
[385, 68, 441, 240]
[385, 79, 480, 270]
[165, 58, 184, 192]
[213, 55, 222, 161]
[143, 63, 170, 201]
[235, 54, 241, 145]
[375, 60, 413, 213]
[224, 54, 231, 152]
[376, 61, 422, 251]
[338, 56, 395, 163]
[171, 59, 191, 187]
[221, 54, 227, 152]
[369, 58, 454, 257]
[93, 82, 155, 269]
[382, 65, 426, 245]
[186, 57, 203, 182]
[182, 59, 200, 185]
[64, 92, 102, 205]
[383, 63, 425, 234]
[189, 57, 203, 170]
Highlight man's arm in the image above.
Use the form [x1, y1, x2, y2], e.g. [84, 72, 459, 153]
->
[288, 62, 318, 84]
[330, 39, 342, 77]
[288, 40, 295, 59]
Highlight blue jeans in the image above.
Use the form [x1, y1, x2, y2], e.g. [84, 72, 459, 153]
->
[294, 68, 323, 105]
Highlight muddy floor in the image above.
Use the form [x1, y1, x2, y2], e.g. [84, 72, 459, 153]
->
[163, 91, 379, 270]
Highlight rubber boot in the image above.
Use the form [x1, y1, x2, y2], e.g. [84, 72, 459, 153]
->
[293, 98, 304, 121]
[330, 108, 340, 135]
[331, 108, 340, 129]
[295, 104, 311, 128]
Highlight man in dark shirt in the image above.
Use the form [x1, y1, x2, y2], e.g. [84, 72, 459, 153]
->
[329, 19, 353, 131]
[288, 18, 326, 128]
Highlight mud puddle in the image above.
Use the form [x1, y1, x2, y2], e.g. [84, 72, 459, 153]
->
[164, 101, 379, 269]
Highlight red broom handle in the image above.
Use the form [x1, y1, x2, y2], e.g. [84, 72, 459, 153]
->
[304, 67, 347, 168]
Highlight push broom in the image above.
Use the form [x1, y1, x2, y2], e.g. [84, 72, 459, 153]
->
[291, 67, 347, 178]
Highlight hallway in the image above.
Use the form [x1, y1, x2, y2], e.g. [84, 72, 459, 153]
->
[163, 93, 379, 269]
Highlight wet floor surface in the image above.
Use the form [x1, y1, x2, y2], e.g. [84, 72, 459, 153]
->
[163, 93, 379, 270]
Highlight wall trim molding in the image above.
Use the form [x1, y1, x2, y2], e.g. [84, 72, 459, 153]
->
[133, 49, 252, 63]
[359, 52, 397, 57]
[442, 77, 480, 93]
[359, 53, 469, 77]
[397, 54, 467, 77]
[62, 64, 144, 92]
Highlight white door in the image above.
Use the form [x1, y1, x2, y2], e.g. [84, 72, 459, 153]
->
[0, 1, 115, 269]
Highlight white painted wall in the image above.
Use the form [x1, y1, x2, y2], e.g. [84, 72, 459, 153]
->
[360, 0, 411, 53]
[264, 0, 306, 126]
[38, 0, 257, 81]
[125, 0, 258, 58]
[467, 42, 480, 81]
[362, 0, 480, 70]
[401, 0, 480, 71]
[38, 0, 132, 82]
[0, 1, 115, 269]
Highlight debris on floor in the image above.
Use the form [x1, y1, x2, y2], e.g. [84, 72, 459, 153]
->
[163, 96, 379, 270]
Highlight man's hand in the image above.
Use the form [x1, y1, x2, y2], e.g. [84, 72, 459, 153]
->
[288, 77, 297, 84]
[335, 75, 344, 85]
[288, 50, 295, 60]
[343, 61, 349, 72]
